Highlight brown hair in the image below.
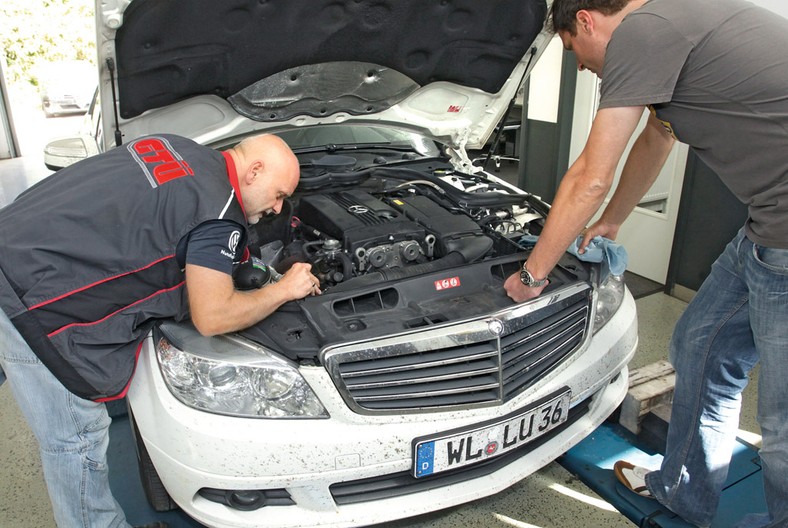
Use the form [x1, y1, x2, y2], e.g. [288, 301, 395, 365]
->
[548, 0, 629, 34]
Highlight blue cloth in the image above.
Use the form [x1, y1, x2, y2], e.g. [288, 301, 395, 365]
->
[518, 234, 628, 276]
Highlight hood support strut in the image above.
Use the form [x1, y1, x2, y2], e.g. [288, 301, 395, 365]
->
[481, 47, 537, 171]
[106, 58, 123, 147]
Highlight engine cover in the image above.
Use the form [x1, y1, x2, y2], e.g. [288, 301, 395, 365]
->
[297, 190, 427, 255]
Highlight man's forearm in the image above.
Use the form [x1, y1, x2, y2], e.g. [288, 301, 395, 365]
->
[525, 160, 611, 280]
[186, 262, 318, 336]
[598, 115, 676, 228]
[523, 106, 647, 281]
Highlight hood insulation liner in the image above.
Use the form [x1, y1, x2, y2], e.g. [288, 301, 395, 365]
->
[114, 0, 547, 119]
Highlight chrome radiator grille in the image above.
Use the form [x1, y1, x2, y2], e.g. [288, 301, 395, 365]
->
[323, 283, 592, 414]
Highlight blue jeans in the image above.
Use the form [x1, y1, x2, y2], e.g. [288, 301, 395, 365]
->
[0, 309, 131, 528]
[645, 229, 788, 528]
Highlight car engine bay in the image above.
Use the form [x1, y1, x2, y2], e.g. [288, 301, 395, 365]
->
[237, 153, 592, 361]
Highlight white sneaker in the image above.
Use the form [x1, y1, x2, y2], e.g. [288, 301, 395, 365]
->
[614, 460, 653, 498]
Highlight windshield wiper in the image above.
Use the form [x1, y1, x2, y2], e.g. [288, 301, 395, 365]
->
[293, 143, 419, 155]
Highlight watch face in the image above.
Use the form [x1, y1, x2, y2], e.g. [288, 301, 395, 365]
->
[520, 266, 545, 287]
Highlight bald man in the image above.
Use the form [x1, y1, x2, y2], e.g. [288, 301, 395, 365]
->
[0, 133, 315, 527]
[188, 134, 320, 336]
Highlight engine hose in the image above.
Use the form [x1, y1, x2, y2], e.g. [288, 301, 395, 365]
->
[335, 251, 354, 280]
[523, 193, 552, 218]
[294, 218, 329, 240]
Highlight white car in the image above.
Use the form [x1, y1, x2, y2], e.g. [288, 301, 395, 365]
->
[37, 60, 96, 117]
[52, 0, 638, 527]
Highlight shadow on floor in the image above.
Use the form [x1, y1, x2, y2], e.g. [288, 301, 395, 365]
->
[624, 271, 664, 300]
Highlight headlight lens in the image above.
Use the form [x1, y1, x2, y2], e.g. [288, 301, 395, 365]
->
[593, 273, 625, 334]
[154, 323, 328, 419]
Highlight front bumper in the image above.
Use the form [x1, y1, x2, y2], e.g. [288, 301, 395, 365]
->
[127, 289, 637, 528]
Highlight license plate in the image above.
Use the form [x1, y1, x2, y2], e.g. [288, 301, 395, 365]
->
[413, 389, 571, 478]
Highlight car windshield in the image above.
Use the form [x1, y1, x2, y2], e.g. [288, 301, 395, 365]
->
[275, 124, 440, 157]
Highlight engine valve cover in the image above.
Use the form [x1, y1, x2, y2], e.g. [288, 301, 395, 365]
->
[297, 190, 427, 255]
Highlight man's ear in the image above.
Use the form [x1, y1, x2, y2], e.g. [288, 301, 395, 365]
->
[576, 9, 594, 33]
[246, 160, 265, 183]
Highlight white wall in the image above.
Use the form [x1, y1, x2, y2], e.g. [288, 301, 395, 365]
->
[526, 37, 564, 124]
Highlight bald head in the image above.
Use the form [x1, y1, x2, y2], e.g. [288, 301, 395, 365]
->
[233, 134, 297, 171]
[229, 134, 300, 225]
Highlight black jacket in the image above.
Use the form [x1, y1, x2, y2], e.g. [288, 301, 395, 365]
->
[0, 134, 247, 400]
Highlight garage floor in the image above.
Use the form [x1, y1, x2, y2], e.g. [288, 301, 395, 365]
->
[0, 155, 762, 528]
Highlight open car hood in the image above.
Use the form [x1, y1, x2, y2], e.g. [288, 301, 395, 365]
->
[96, 0, 550, 151]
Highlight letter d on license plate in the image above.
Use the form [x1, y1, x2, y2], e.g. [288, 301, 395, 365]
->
[413, 389, 571, 478]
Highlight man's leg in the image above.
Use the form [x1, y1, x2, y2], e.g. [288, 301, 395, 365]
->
[646, 230, 759, 527]
[743, 240, 788, 528]
[0, 310, 129, 528]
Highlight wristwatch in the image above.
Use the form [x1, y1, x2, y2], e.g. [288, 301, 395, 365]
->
[519, 262, 547, 288]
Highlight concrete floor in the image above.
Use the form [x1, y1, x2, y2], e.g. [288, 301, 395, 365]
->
[0, 150, 761, 528]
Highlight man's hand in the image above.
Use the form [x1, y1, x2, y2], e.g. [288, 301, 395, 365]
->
[277, 261, 322, 298]
[578, 219, 620, 253]
[186, 261, 320, 336]
[504, 273, 549, 303]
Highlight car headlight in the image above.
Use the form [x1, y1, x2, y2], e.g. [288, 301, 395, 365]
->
[153, 323, 328, 419]
[593, 273, 625, 334]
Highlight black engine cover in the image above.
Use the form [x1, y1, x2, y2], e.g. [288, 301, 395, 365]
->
[297, 190, 426, 254]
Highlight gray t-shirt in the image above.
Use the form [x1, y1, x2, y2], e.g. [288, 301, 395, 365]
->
[599, 0, 788, 248]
